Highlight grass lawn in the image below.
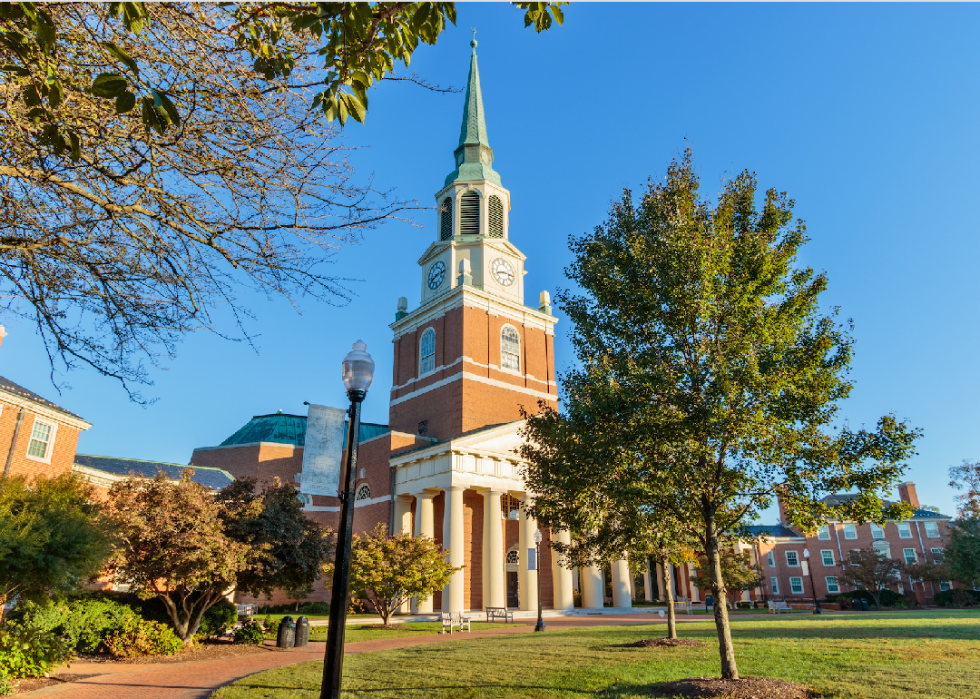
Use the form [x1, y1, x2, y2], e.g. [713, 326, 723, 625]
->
[260, 621, 509, 644]
[214, 610, 980, 699]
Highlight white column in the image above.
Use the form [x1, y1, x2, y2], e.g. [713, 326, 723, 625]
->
[412, 492, 436, 613]
[551, 529, 574, 610]
[643, 560, 654, 602]
[611, 559, 632, 608]
[442, 485, 465, 613]
[393, 495, 413, 613]
[687, 562, 699, 602]
[572, 565, 580, 591]
[482, 490, 505, 609]
[656, 561, 666, 602]
[581, 564, 604, 609]
[518, 500, 538, 611]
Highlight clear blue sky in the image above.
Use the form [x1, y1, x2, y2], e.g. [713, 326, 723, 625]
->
[3, 3, 977, 519]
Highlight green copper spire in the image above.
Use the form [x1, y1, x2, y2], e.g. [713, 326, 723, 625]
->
[444, 36, 501, 187]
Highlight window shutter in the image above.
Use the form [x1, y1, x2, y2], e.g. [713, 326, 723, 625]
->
[489, 195, 503, 238]
[460, 191, 480, 236]
[440, 197, 453, 240]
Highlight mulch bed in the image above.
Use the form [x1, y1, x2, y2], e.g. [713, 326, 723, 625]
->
[650, 676, 810, 699]
[11, 673, 100, 696]
[628, 638, 708, 649]
[75, 638, 283, 665]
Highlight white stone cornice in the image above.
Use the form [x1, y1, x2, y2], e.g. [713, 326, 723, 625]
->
[390, 370, 557, 408]
[0, 390, 91, 431]
[72, 463, 121, 488]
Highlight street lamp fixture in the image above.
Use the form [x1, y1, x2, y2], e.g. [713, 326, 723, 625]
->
[321, 341, 375, 699]
[533, 529, 545, 632]
[802, 548, 821, 615]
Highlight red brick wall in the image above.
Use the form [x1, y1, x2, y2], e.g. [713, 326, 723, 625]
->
[190, 443, 303, 488]
[0, 405, 81, 481]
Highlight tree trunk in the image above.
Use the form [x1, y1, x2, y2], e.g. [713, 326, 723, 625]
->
[704, 501, 739, 680]
[661, 554, 677, 640]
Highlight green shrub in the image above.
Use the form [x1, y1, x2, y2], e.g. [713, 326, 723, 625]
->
[104, 617, 183, 658]
[0, 670, 12, 697]
[830, 589, 915, 608]
[0, 622, 73, 678]
[233, 620, 265, 645]
[11, 597, 140, 653]
[299, 602, 329, 615]
[262, 615, 276, 633]
[197, 599, 238, 639]
[934, 589, 980, 607]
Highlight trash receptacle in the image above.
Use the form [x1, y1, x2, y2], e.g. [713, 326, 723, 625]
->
[277, 615, 296, 648]
[295, 616, 310, 647]
[860, 598, 870, 612]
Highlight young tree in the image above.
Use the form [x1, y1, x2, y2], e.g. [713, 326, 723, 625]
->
[520, 151, 919, 680]
[0, 474, 113, 621]
[949, 461, 980, 519]
[105, 471, 250, 645]
[217, 478, 334, 601]
[837, 547, 903, 609]
[348, 523, 457, 627]
[692, 552, 763, 610]
[943, 519, 980, 586]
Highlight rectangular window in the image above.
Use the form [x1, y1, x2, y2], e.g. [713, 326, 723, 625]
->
[785, 551, 799, 567]
[939, 581, 951, 592]
[870, 523, 885, 539]
[790, 577, 804, 594]
[924, 522, 940, 538]
[931, 547, 943, 557]
[27, 420, 52, 459]
[826, 576, 840, 594]
[903, 548, 917, 564]
[767, 551, 775, 567]
[770, 577, 779, 595]
[842, 523, 857, 540]
[817, 525, 831, 540]
[821, 550, 835, 566]
[897, 522, 912, 539]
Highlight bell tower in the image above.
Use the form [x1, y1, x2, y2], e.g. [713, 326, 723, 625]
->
[389, 39, 558, 442]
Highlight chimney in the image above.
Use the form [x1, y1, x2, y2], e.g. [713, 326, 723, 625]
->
[0, 325, 6, 349]
[776, 493, 787, 524]
[898, 482, 920, 509]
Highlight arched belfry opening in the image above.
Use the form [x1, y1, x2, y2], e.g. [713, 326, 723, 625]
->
[440, 197, 453, 240]
[460, 191, 480, 236]
[489, 195, 504, 238]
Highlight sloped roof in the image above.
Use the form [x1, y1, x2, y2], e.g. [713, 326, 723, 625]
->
[74, 454, 234, 490]
[821, 493, 950, 519]
[217, 413, 388, 448]
[0, 375, 84, 420]
[743, 524, 805, 540]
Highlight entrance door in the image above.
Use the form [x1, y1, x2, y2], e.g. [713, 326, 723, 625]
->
[506, 571, 520, 608]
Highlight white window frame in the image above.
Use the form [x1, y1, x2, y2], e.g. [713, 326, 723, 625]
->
[870, 523, 885, 539]
[25, 418, 57, 464]
[903, 548, 917, 564]
[817, 525, 831, 540]
[789, 577, 804, 594]
[931, 547, 943, 557]
[924, 522, 940, 538]
[785, 551, 799, 567]
[770, 577, 779, 595]
[500, 324, 521, 372]
[767, 551, 775, 567]
[419, 327, 436, 376]
[897, 522, 913, 539]
[842, 523, 857, 540]
[826, 576, 840, 594]
[821, 549, 835, 566]
[939, 581, 951, 592]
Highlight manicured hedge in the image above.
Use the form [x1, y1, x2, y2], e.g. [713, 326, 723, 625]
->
[933, 589, 980, 607]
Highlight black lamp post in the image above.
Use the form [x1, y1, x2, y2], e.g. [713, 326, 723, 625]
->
[533, 529, 545, 632]
[802, 548, 821, 615]
[320, 340, 374, 699]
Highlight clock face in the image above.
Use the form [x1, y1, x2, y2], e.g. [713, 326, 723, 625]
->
[491, 258, 515, 287]
[427, 261, 446, 290]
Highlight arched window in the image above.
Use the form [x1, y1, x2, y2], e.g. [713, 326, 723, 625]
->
[419, 327, 435, 375]
[488, 195, 504, 238]
[501, 325, 520, 372]
[440, 197, 453, 240]
[355, 483, 371, 500]
[506, 549, 519, 565]
[460, 191, 480, 236]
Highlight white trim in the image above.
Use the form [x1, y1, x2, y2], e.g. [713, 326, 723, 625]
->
[0, 391, 91, 431]
[389, 370, 557, 408]
[25, 418, 57, 465]
[789, 576, 804, 594]
[303, 493, 391, 512]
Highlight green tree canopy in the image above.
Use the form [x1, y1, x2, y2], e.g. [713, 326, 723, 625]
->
[520, 150, 920, 680]
[692, 551, 763, 609]
[838, 547, 904, 609]
[0, 473, 114, 619]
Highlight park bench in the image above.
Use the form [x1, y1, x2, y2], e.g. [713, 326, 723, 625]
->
[485, 606, 514, 623]
[236, 603, 257, 619]
[441, 611, 471, 634]
[674, 596, 693, 615]
[767, 600, 792, 614]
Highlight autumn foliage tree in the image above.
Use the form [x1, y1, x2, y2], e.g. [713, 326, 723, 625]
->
[520, 150, 920, 680]
[837, 547, 904, 609]
[692, 552, 763, 609]
[349, 523, 457, 627]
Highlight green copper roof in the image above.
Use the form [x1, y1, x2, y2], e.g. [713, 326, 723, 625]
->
[444, 38, 501, 187]
[218, 413, 389, 448]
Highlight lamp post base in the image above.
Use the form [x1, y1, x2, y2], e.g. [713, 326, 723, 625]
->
[534, 618, 546, 632]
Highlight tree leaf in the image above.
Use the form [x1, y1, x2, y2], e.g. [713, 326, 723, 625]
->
[101, 41, 139, 75]
[68, 130, 81, 162]
[115, 91, 136, 114]
[91, 73, 129, 98]
[0, 64, 31, 76]
[151, 89, 180, 126]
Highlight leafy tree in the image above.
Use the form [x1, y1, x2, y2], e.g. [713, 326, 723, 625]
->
[943, 518, 980, 586]
[949, 460, 980, 519]
[520, 151, 919, 680]
[0, 474, 113, 621]
[692, 551, 763, 610]
[837, 547, 903, 609]
[348, 523, 457, 627]
[104, 471, 250, 645]
[217, 477, 334, 601]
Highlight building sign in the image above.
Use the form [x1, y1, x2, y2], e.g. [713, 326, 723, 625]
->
[801, 561, 809, 577]
[299, 404, 347, 496]
[527, 547, 537, 571]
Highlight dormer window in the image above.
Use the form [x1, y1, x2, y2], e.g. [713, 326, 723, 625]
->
[489, 195, 503, 238]
[440, 197, 453, 241]
[460, 191, 480, 236]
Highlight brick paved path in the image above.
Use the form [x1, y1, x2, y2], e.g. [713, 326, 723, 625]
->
[22, 612, 822, 698]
